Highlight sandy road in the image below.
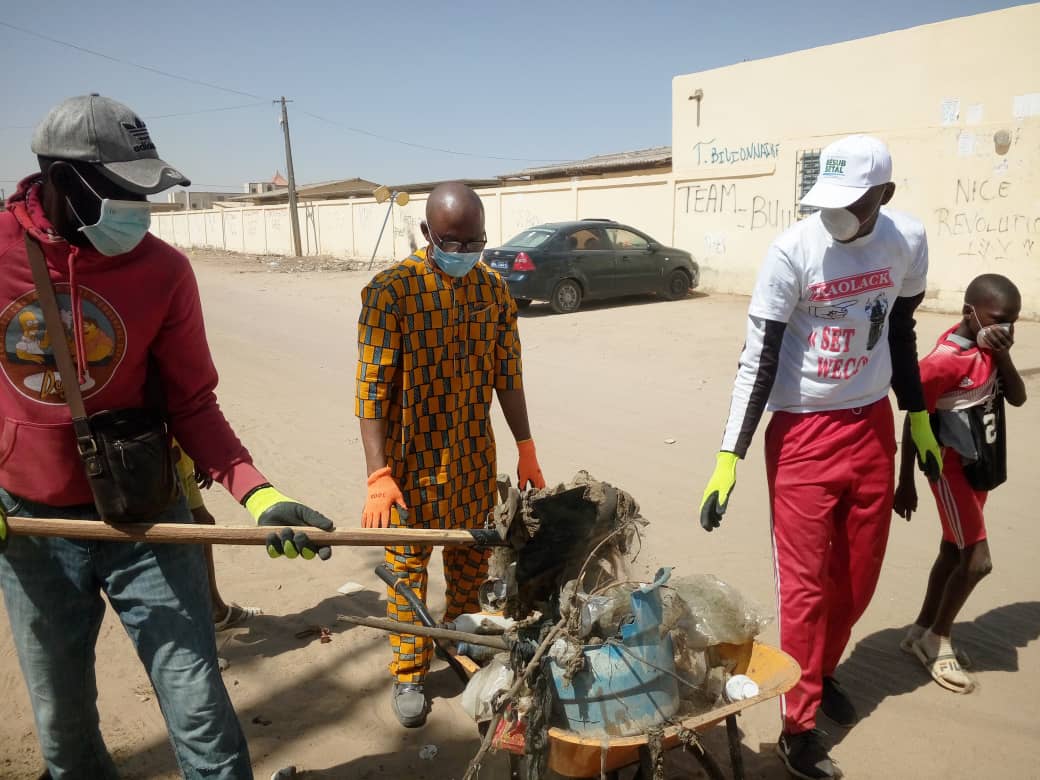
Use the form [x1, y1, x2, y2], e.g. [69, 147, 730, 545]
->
[1, 250, 1038, 779]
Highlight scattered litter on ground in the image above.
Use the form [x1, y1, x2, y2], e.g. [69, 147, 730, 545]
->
[251, 715, 272, 726]
[295, 626, 333, 643]
[337, 581, 365, 595]
[419, 744, 439, 760]
[188, 248, 397, 275]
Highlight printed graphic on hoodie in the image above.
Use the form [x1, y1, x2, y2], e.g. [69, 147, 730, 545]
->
[0, 284, 127, 404]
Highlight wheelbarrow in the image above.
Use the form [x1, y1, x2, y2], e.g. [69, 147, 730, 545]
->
[450, 639, 798, 780]
[341, 565, 800, 780]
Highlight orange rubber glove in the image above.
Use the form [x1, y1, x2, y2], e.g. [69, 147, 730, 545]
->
[517, 439, 546, 490]
[362, 467, 406, 528]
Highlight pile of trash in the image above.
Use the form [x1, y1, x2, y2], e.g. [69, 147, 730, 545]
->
[457, 472, 769, 778]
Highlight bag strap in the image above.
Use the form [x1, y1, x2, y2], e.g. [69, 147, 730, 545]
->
[23, 235, 103, 474]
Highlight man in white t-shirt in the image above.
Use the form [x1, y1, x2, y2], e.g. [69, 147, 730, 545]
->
[697, 136, 943, 780]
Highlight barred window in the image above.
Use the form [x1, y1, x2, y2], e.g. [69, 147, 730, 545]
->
[796, 149, 821, 219]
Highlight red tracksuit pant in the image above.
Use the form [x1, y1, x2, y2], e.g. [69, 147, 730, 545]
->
[765, 397, 896, 734]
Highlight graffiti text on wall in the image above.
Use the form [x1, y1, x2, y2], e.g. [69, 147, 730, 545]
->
[934, 178, 1039, 262]
[691, 139, 781, 166]
[678, 181, 794, 233]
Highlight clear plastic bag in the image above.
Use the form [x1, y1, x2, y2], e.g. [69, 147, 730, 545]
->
[578, 584, 633, 640]
[661, 574, 770, 649]
[461, 654, 514, 722]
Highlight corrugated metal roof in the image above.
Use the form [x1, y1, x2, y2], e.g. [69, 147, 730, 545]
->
[229, 177, 380, 203]
[384, 178, 502, 194]
[230, 177, 503, 203]
[502, 146, 671, 179]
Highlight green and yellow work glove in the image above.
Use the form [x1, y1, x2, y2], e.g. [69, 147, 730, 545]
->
[908, 410, 943, 483]
[244, 485, 335, 561]
[699, 451, 739, 532]
[0, 504, 7, 553]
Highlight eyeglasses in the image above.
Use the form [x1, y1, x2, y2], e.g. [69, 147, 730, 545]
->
[426, 223, 487, 253]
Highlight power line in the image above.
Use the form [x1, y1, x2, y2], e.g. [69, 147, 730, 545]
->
[0, 21, 266, 101]
[300, 109, 569, 163]
[147, 102, 270, 119]
[0, 177, 246, 188]
[0, 101, 270, 131]
[0, 21, 571, 165]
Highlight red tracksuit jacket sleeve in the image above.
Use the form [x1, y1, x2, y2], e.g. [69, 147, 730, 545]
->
[151, 263, 266, 502]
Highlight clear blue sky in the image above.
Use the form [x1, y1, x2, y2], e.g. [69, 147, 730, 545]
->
[0, 0, 1029, 195]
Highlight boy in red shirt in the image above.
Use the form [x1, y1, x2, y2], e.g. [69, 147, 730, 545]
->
[894, 274, 1027, 693]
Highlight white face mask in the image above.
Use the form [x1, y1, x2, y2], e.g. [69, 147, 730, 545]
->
[819, 208, 861, 241]
[65, 167, 152, 256]
[970, 306, 1012, 349]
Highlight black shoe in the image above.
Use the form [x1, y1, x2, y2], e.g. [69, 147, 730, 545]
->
[821, 676, 858, 727]
[776, 730, 837, 779]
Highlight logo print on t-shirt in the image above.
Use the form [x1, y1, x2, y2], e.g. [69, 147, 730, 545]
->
[808, 298, 858, 320]
[864, 292, 889, 351]
[0, 286, 127, 404]
[807, 268, 892, 303]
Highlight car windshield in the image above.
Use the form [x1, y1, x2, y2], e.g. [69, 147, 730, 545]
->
[504, 228, 554, 248]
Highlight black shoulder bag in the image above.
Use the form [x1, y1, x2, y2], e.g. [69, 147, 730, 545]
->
[26, 235, 178, 522]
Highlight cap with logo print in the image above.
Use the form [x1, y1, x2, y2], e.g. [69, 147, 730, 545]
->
[800, 135, 892, 210]
[31, 93, 190, 195]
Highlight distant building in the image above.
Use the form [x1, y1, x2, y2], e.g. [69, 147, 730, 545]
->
[164, 190, 240, 210]
[244, 171, 289, 195]
[499, 146, 672, 183]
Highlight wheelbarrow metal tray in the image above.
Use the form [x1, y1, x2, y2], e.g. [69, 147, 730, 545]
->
[545, 641, 799, 777]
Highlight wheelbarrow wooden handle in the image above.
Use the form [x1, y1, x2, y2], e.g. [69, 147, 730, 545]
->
[3, 517, 508, 547]
[336, 613, 511, 650]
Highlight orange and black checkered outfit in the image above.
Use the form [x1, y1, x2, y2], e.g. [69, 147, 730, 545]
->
[355, 249, 523, 683]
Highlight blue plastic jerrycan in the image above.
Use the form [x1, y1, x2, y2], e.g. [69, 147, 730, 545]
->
[548, 567, 680, 737]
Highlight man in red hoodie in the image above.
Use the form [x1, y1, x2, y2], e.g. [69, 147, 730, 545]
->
[0, 94, 334, 780]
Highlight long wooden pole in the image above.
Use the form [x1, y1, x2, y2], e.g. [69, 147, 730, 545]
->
[4, 517, 506, 547]
[336, 613, 510, 650]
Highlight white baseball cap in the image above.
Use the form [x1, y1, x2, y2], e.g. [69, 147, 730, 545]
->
[800, 135, 892, 209]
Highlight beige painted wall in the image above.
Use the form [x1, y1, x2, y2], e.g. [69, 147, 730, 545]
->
[672, 3, 1040, 315]
[152, 5, 1040, 315]
[152, 173, 681, 265]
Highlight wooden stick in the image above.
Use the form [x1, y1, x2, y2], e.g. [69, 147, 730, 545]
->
[336, 613, 511, 650]
[4, 516, 506, 548]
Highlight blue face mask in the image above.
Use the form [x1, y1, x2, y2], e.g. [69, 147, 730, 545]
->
[66, 169, 152, 256]
[431, 244, 481, 278]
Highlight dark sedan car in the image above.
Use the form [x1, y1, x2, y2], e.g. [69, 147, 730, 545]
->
[482, 219, 699, 313]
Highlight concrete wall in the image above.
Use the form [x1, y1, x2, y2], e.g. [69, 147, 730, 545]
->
[152, 5, 1040, 315]
[671, 3, 1040, 316]
[152, 173, 683, 266]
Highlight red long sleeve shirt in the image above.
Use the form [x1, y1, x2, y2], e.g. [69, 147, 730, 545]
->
[0, 175, 266, 506]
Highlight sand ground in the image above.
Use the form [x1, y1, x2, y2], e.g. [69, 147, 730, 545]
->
[1, 250, 1037, 780]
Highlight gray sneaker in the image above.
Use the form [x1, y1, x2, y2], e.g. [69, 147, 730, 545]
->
[392, 682, 429, 728]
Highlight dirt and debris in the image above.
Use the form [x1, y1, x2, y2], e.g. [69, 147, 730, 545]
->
[187, 248, 397, 275]
[458, 472, 768, 778]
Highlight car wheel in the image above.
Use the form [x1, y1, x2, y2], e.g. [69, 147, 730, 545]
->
[550, 279, 582, 314]
[514, 299, 533, 309]
[664, 269, 692, 301]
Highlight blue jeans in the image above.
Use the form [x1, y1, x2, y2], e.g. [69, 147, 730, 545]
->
[0, 489, 252, 780]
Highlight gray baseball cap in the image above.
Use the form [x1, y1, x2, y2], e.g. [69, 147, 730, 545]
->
[32, 94, 191, 195]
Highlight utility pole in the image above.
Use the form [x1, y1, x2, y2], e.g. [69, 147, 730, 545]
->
[277, 96, 303, 257]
